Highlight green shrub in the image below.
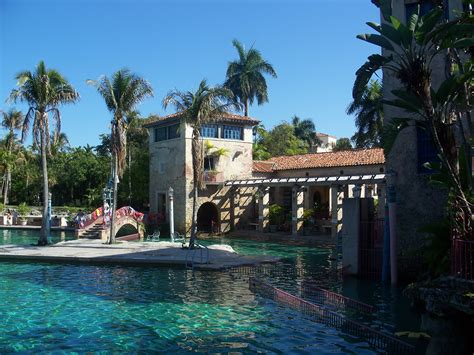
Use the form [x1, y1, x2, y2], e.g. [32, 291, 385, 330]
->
[269, 204, 284, 225]
[17, 203, 31, 217]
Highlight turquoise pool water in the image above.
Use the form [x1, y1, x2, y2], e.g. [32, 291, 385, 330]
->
[0, 229, 75, 245]
[0, 232, 423, 353]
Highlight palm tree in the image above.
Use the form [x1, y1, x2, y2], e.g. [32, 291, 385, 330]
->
[224, 39, 277, 116]
[8, 61, 79, 245]
[0, 109, 23, 204]
[51, 132, 70, 154]
[291, 115, 321, 152]
[87, 69, 153, 244]
[347, 80, 383, 148]
[163, 79, 240, 248]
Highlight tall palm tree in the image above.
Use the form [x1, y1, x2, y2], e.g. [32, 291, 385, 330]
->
[163, 79, 240, 248]
[291, 115, 321, 152]
[0, 109, 23, 204]
[87, 69, 153, 244]
[347, 80, 383, 148]
[224, 39, 277, 116]
[9, 61, 79, 245]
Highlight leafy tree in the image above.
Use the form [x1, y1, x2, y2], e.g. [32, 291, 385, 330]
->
[347, 80, 383, 148]
[8, 61, 79, 245]
[291, 115, 321, 151]
[163, 79, 240, 248]
[224, 39, 277, 116]
[260, 123, 308, 157]
[333, 138, 353, 152]
[0, 109, 23, 204]
[354, 1, 474, 237]
[87, 69, 153, 244]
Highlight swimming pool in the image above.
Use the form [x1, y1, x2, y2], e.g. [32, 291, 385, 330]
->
[0, 229, 75, 246]
[0, 232, 423, 353]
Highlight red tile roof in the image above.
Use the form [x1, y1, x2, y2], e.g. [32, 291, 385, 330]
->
[253, 148, 385, 172]
[253, 160, 276, 173]
[144, 112, 260, 127]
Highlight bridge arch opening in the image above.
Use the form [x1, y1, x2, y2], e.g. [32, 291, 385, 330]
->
[116, 223, 139, 238]
[197, 202, 219, 233]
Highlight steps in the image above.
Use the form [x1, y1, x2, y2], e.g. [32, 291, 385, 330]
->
[80, 223, 106, 239]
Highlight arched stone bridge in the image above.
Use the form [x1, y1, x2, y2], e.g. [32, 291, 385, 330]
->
[76, 206, 145, 241]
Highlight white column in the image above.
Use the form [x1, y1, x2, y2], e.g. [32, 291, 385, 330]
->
[258, 187, 270, 232]
[292, 186, 304, 236]
[330, 185, 342, 238]
[168, 187, 175, 241]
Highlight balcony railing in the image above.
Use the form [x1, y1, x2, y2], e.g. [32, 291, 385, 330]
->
[203, 171, 224, 185]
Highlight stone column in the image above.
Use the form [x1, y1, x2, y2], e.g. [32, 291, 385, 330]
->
[258, 187, 270, 232]
[230, 188, 240, 230]
[292, 186, 305, 236]
[330, 185, 342, 238]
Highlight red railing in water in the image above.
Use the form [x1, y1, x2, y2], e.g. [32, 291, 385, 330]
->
[452, 238, 474, 281]
[300, 283, 375, 314]
[249, 277, 415, 355]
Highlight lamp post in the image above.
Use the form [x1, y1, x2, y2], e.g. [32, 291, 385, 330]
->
[46, 192, 52, 244]
[168, 187, 175, 242]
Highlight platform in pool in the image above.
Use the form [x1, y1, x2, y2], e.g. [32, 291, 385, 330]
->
[0, 239, 280, 270]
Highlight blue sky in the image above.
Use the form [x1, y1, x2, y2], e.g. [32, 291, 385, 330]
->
[0, 0, 379, 147]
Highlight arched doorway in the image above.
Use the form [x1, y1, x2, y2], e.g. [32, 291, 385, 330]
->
[197, 202, 219, 232]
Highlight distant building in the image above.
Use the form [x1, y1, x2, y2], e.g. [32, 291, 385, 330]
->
[315, 133, 337, 153]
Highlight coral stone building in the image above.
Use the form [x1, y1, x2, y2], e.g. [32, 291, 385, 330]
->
[145, 112, 385, 237]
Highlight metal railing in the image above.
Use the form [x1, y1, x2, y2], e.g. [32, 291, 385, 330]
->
[249, 277, 415, 355]
[185, 244, 210, 270]
[299, 283, 374, 314]
[452, 238, 474, 280]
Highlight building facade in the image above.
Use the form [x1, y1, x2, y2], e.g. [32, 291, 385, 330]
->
[382, 0, 467, 275]
[146, 112, 385, 237]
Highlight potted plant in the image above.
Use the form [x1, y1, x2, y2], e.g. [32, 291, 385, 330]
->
[268, 204, 284, 233]
[17, 203, 31, 226]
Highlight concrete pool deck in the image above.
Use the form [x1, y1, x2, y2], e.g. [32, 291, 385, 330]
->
[0, 239, 280, 270]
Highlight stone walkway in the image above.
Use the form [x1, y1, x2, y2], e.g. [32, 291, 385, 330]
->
[0, 239, 280, 270]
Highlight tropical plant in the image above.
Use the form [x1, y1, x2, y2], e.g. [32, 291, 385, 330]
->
[347, 80, 384, 148]
[353, 1, 474, 238]
[17, 202, 31, 217]
[332, 138, 353, 152]
[51, 132, 70, 155]
[259, 123, 308, 157]
[0, 109, 23, 205]
[8, 61, 79, 245]
[87, 69, 153, 244]
[162, 79, 240, 248]
[269, 204, 284, 226]
[291, 115, 321, 151]
[224, 39, 277, 116]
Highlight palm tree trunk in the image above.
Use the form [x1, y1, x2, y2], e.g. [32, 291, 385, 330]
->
[244, 100, 249, 117]
[3, 168, 10, 205]
[109, 154, 118, 244]
[128, 143, 132, 206]
[39, 120, 49, 246]
[189, 131, 202, 249]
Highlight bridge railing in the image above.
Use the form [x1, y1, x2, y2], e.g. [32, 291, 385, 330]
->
[76, 206, 144, 229]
